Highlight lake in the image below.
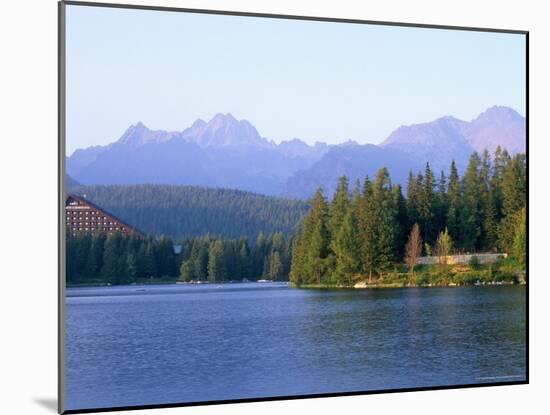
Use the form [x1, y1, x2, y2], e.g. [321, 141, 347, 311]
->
[65, 283, 526, 410]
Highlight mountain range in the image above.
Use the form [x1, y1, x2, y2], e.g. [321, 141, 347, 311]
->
[67, 106, 525, 199]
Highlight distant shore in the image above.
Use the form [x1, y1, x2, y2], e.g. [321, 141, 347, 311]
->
[66, 279, 286, 288]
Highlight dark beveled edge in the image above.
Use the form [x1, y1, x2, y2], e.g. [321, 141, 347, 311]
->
[58, 1, 66, 413]
[58, 1, 529, 414]
[61, 380, 528, 414]
[61, 0, 528, 34]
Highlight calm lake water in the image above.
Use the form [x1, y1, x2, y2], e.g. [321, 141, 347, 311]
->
[65, 283, 526, 410]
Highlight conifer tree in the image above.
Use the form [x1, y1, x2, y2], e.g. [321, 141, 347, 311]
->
[406, 171, 420, 228]
[498, 154, 527, 252]
[479, 150, 497, 250]
[329, 176, 350, 237]
[511, 207, 527, 267]
[358, 176, 377, 280]
[191, 238, 209, 280]
[332, 208, 360, 285]
[101, 231, 123, 283]
[179, 259, 194, 281]
[372, 168, 396, 274]
[238, 239, 251, 280]
[434, 170, 449, 237]
[392, 184, 408, 259]
[289, 189, 330, 284]
[446, 161, 461, 244]
[418, 162, 435, 244]
[207, 239, 226, 282]
[143, 238, 157, 278]
[125, 253, 137, 281]
[267, 251, 283, 280]
[84, 232, 104, 279]
[308, 190, 331, 284]
[491, 146, 511, 221]
[460, 152, 482, 251]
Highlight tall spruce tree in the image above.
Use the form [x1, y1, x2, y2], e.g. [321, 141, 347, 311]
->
[371, 168, 396, 274]
[491, 146, 511, 221]
[392, 184, 408, 259]
[207, 239, 226, 282]
[446, 161, 461, 244]
[434, 170, 449, 237]
[406, 171, 420, 229]
[289, 189, 330, 285]
[479, 150, 497, 250]
[332, 208, 360, 285]
[418, 162, 435, 244]
[329, 176, 350, 236]
[358, 176, 377, 280]
[498, 154, 527, 252]
[101, 231, 123, 283]
[511, 207, 527, 267]
[460, 152, 482, 251]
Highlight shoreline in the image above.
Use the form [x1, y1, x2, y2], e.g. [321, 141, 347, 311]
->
[66, 279, 525, 289]
[66, 279, 286, 288]
[290, 280, 525, 290]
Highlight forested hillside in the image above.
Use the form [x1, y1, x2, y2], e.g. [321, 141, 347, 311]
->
[68, 184, 309, 240]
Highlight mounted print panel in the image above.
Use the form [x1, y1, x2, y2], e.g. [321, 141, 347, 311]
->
[59, 1, 527, 413]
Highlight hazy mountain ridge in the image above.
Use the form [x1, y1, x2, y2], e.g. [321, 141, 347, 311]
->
[379, 106, 526, 172]
[67, 106, 525, 199]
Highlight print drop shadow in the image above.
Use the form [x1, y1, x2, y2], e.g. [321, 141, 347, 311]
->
[34, 398, 57, 412]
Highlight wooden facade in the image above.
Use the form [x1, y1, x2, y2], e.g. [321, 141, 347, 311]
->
[65, 194, 144, 237]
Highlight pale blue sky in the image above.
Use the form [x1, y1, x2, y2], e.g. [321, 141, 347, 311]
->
[66, 4, 526, 155]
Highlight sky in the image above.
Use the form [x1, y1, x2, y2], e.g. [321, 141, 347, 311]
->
[65, 4, 526, 155]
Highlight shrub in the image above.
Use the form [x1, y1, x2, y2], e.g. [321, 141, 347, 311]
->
[469, 255, 481, 270]
[417, 273, 430, 286]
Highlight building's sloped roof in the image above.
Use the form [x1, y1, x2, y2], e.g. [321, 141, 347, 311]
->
[66, 194, 146, 237]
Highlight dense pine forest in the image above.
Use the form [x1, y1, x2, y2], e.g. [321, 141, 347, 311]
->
[68, 184, 308, 241]
[178, 233, 293, 282]
[290, 147, 526, 286]
[66, 147, 526, 287]
[66, 231, 293, 285]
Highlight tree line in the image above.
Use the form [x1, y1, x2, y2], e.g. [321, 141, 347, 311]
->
[66, 232, 178, 285]
[66, 231, 293, 285]
[290, 147, 526, 285]
[178, 232, 293, 282]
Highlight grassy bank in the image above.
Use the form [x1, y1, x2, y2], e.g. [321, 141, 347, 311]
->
[291, 258, 526, 289]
